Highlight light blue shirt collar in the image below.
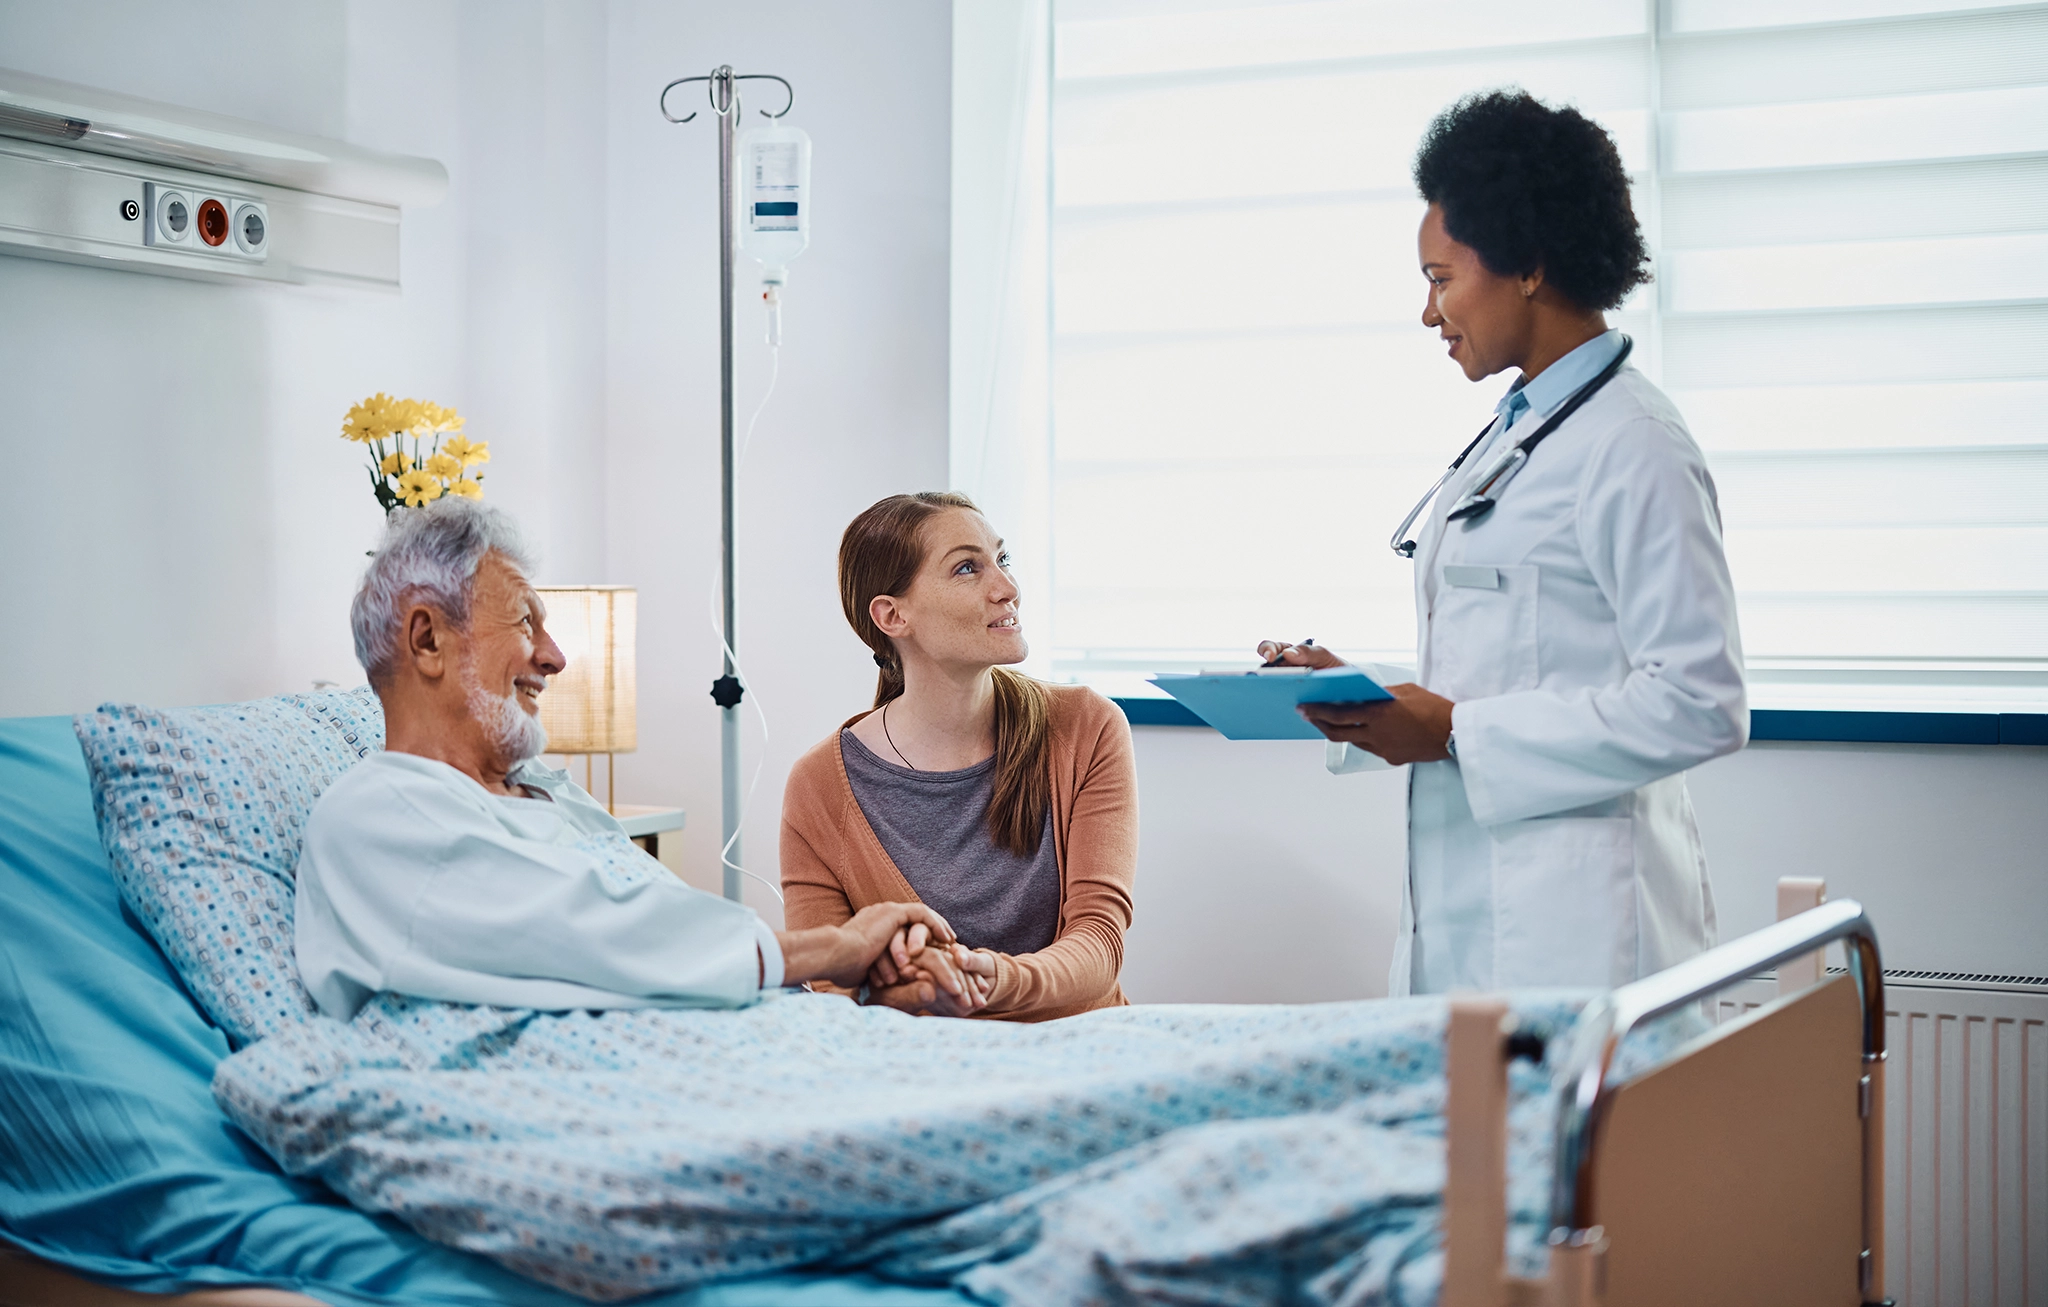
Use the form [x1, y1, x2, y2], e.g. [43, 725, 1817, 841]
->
[1495, 329, 1626, 431]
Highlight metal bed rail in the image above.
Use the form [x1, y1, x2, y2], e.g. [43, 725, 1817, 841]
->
[1546, 898, 1887, 1301]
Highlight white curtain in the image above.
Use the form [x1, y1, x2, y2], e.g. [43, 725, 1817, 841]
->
[951, 0, 1054, 678]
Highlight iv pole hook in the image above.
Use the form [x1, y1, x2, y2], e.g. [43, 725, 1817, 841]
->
[660, 70, 794, 123]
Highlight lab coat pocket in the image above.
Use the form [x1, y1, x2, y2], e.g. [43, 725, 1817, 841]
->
[1489, 814, 1636, 988]
[1429, 563, 1539, 701]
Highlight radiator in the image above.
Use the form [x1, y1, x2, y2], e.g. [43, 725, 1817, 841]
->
[1715, 972, 2048, 1306]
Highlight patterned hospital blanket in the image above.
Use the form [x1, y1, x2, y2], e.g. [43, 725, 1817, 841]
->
[214, 990, 1588, 1304]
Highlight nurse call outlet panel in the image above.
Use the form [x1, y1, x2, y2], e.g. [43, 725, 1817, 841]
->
[143, 181, 267, 261]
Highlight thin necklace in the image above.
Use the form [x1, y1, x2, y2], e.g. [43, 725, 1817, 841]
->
[881, 700, 917, 770]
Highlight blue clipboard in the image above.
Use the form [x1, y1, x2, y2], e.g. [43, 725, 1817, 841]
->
[1147, 666, 1392, 741]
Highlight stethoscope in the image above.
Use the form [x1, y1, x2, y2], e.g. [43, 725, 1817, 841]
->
[1389, 335, 1633, 558]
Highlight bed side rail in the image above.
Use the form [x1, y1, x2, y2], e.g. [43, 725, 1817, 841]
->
[1551, 898, 1883, 1229]
[1443, 895, 1888, 1307]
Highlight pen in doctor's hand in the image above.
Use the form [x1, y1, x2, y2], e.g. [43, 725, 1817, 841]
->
[1256, 638, 1344, 670]
[1259, 638, 1314, 667]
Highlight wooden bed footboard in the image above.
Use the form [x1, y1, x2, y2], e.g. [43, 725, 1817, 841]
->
[0, 1247, 322, 1307]
[1444, 898, 1891, 1307]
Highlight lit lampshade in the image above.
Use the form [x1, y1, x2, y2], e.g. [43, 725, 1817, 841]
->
[536, 587, 637, 805]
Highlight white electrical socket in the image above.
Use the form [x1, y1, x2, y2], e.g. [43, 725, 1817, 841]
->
[144, 183, 190, 245]
[143, 181, 266, 260]
[232, 202, 266, 255]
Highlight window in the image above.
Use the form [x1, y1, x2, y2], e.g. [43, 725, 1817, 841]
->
[1038, 0, 2048, 710]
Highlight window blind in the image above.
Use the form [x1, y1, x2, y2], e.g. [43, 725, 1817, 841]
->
[1046, 0, 2048, 708]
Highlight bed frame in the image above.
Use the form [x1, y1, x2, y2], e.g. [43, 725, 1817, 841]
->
[5, 899, 1887, 1307]
[1442, 895, 1889, 1307]
[0, 1260, 311, 1307]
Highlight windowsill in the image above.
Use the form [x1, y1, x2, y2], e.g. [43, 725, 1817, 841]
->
[1066, 654, 2048, 746]
[1111, 696, 2048, 746]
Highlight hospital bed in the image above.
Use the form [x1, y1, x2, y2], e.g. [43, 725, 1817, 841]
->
[0, 710, 1885, 1304]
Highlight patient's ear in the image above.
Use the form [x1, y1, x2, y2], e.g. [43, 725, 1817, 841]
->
[405, 605, 449, 679]
[869, 593, 910, 640]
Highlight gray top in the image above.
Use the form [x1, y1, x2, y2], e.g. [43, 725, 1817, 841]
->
[840, 728, 1060, 955]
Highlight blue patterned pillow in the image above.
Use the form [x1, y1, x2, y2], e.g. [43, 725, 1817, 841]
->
[73, 688, 384, 1047]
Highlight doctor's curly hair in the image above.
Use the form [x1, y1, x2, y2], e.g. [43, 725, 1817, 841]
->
[1413, 89, 1650, 312]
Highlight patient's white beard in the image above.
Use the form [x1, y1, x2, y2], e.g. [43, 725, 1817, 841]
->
[460, 661, 548, 766]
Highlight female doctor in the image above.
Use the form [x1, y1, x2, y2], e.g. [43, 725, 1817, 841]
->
[1260, 90, 1748, 996]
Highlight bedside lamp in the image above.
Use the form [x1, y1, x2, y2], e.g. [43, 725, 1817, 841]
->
[537, 586, 636, 812]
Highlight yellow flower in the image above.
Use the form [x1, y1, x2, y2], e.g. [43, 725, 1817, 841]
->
[442, 435, 490, 467]
[410, 401, 465, 436]
[379, 450, 413, 476]
[342, 392, 410, 443]
[395, 469, 443, 507]
[423, 452, 463, 480]
[447, 477, 484, 500]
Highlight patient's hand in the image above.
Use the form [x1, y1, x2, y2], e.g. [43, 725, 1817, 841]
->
[868, 941, 996, 1017]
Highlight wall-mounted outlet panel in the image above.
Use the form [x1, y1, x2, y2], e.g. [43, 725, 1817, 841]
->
[0, 65, 441, 288]
[141, 182, 266, 261]
[0, 139, 393, 289]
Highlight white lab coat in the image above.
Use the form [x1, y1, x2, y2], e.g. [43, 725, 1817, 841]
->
[1332, 363, 1747, 995]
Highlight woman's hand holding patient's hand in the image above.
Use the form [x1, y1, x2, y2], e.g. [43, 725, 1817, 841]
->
[868, 939, 995, 1017]
[911, 945, 994, 1017]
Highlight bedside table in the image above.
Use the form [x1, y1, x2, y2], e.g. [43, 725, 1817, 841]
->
[612, 804, 686, 857]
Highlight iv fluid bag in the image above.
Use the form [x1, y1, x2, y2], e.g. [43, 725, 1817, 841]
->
[739, 124, 810, 270]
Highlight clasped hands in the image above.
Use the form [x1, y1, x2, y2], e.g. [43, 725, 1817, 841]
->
[865, 921, 996, 1017]
[1254, 640, 1457, 765]
[778, 901, 996, 1017]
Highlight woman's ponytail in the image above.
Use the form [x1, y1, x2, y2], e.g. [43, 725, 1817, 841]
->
[988, 666, 1052, 857]
[871, 646, 906, 707]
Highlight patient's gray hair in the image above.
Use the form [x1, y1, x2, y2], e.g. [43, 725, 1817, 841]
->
[350, 498, 538, 685]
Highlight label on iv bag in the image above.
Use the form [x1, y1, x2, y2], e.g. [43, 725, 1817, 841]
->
[750, 143, 802, 232]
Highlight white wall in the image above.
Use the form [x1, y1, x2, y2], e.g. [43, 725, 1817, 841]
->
[1118, 728, 1408, 1004]
[0, 0, 608, 719]
[1686, 740, 2048, 976]
[1119, 729, 2048, 1004]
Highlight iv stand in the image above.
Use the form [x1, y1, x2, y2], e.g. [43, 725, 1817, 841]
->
[659, 66, 795, 902]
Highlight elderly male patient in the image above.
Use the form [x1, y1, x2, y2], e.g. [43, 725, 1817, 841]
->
[297, 498, 964, 1020]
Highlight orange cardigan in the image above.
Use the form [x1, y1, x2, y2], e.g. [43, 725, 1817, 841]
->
[780, 683, 1137, 1021]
